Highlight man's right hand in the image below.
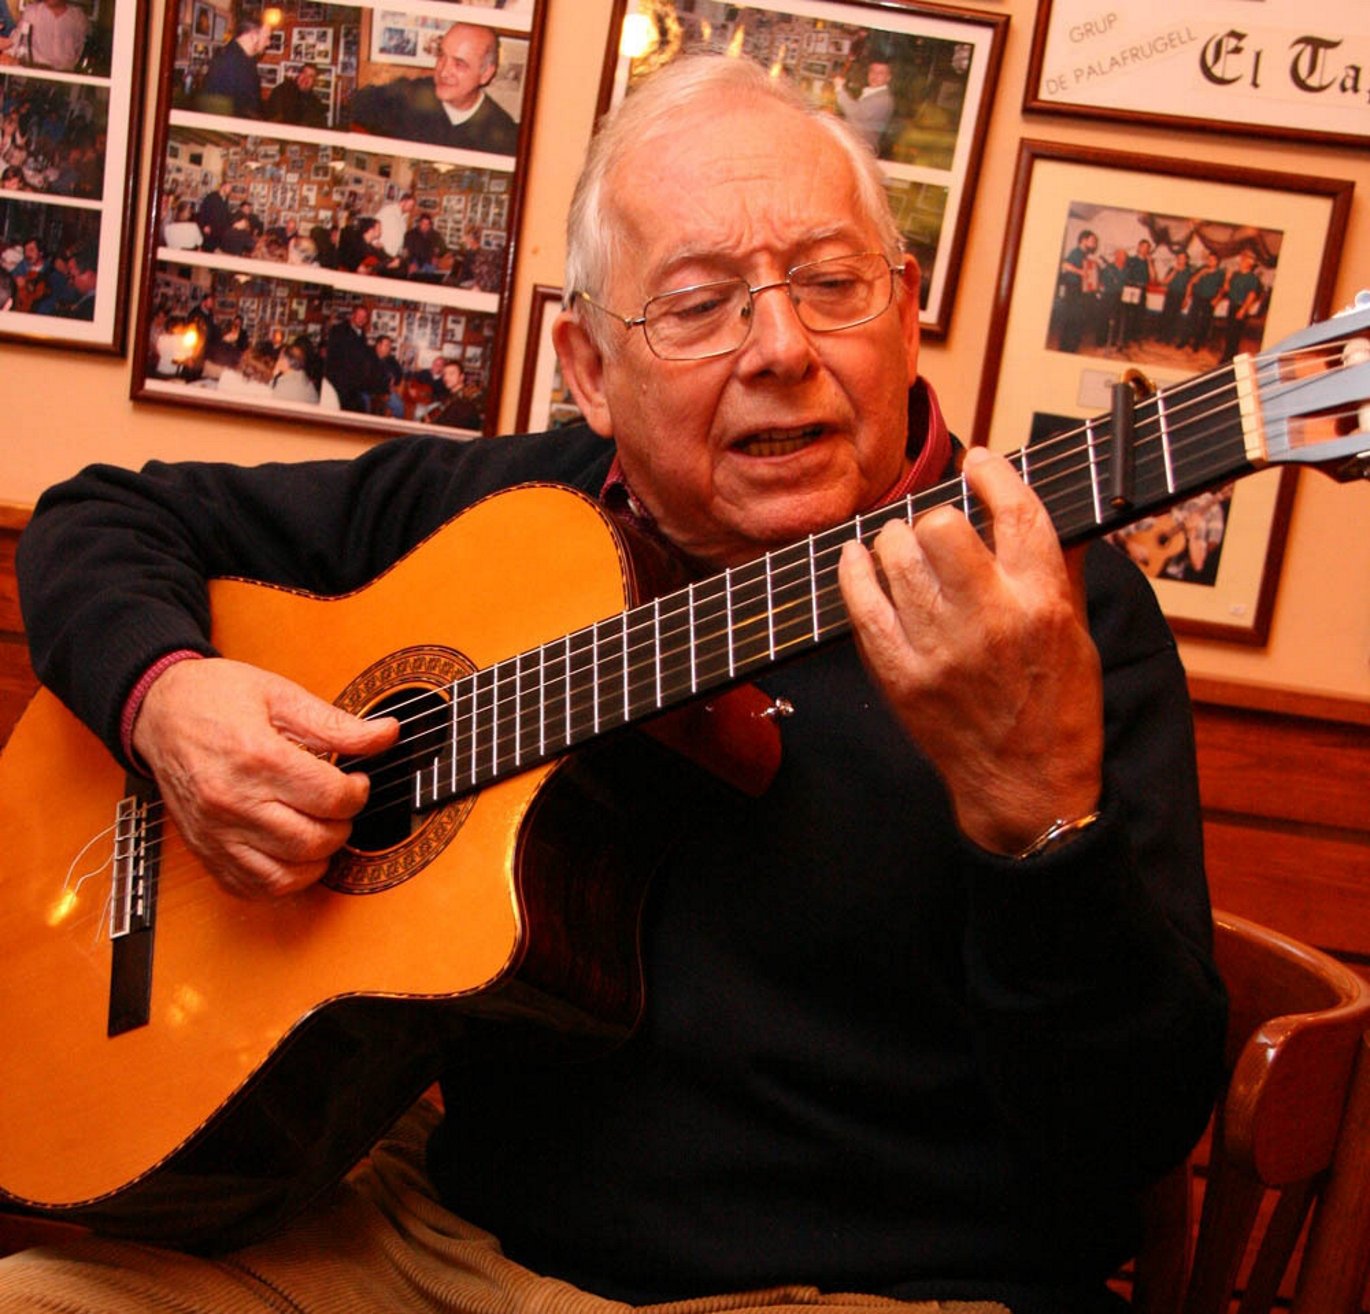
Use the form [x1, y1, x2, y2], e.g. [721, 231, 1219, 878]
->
[132, 657, 400, 899]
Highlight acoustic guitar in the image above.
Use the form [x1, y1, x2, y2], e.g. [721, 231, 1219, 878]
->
[1, 299, 1367, 1251]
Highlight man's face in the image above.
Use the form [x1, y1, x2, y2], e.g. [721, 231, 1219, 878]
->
[557, 98, 920, 568]
[352, 306, 370, 331]
[434, 26, 496, 109]
[23, 240, 39, 264]
[442, 363, 464, 389]
[376, 337, 392, 357]
[297, 66, 316, 91]
[867, 62, 892, 88]
[1081, 233, 1098, 253]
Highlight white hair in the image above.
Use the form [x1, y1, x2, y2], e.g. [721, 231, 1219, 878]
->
[565, 55, 903, 347]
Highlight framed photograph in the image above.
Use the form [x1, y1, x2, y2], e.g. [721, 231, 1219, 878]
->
[514, 284, 584, 433]
[597, 0, 1007, 337]
[971, 140, 1353, 645]
[0, 0, 148, 353]
[1024, 0, 1370, 149]
[132, 0, 548, 438]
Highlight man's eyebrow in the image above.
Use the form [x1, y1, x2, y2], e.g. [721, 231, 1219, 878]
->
[648, 225, 867, 288]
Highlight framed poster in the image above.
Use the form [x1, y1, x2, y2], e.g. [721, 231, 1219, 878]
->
[0, 0, 148, 352]
[514, 283, 584, 433]
[971, 140, 1352, 644]
[596, 0, 1007, 338]
[1025, 0, 1370, 149]
[132, 0, 547, 437]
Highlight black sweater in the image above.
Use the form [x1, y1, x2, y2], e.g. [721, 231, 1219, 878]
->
[18, 420, 1226, 1313]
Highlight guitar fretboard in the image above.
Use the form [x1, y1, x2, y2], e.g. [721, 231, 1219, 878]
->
[414, 364, 1254, 811]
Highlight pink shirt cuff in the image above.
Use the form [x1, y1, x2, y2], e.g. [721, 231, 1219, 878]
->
[120, 649, 205, 768]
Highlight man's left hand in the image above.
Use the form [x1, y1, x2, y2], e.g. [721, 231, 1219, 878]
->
[838, 445, 1103, 857]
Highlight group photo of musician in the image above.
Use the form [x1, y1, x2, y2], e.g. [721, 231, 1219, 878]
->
[0, 2, 1368, 1314]
[1049, 203, 1279, 371]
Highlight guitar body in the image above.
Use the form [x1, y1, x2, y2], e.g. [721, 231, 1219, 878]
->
[0, 485, 682, 1249]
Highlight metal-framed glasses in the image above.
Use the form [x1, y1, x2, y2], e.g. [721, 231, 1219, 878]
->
[572, 251, 902, 362]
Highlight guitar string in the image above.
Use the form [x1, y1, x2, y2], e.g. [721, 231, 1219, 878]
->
[98, 340, 1364, 850]
[352, 338, 1362, 808]
[352, 344, 1341, 800]
[115, 340, 1364, 865]
[74, 339, 1362, 914]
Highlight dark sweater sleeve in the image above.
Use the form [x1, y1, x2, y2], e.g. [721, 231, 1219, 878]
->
[958, 540, 1227, 1192]
[16, 427, 614, 769]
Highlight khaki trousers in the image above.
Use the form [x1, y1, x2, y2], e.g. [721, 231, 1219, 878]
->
[0, 1100, 1007, 1314]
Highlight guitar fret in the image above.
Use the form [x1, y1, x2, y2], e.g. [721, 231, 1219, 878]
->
[687, 582, 698, 693]
[1085, 418, 1103, 525]
[493, 661, 505, 778]
[724, 566, 735, 679]
[591, 621, 601, 735]
[807, 534, 819, 641]
[620, 612, 631, 726]
[536, 645, 545, 759]
[652, 597, 663, 709]
[1156, 391, 1176, 494]
[765, 556, 776, 660]
[473, 667, 485, 786]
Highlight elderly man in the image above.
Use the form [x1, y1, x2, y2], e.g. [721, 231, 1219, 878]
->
[4, 55, 1222, 1314]
[348, 20, 518, 152]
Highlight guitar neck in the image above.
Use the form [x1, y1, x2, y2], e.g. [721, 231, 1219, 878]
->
[413, 360, 1266, 812]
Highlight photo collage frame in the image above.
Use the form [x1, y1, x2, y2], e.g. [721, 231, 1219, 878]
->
[135, 0, 545, 435]
[0, 0, 146, 350]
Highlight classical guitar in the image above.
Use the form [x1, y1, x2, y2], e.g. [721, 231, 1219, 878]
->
[1, 300, 1368, 1251]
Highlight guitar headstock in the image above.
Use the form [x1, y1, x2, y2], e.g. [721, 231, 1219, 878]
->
[1245, 291, 1370, 484]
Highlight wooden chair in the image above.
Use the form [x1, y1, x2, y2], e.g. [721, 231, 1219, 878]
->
[1131, 910, 1370, 1314]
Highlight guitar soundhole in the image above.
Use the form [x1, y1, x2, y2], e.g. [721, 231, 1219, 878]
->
[349, 687, 448, 854]
[325, 645, 476, 895]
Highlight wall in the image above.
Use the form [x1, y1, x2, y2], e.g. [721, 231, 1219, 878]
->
[0, 0, 1367, 706]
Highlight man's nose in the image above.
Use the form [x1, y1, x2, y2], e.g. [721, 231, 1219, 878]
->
[737, 280, 814, 376]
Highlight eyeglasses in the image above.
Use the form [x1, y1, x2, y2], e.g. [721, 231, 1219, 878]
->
[571, 251, 902, 362]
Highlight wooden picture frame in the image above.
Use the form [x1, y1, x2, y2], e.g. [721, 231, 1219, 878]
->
[1024, 0, 1370, 149]
[0, 0, 148, 353]
[595, 0, 1006, 338]
[131, 0, 547, 437]
[514, 283, 583, 434]
[971, 140, 1353, 645]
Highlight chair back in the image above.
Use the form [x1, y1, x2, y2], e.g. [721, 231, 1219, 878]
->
[1132, 910, 1370, 1314]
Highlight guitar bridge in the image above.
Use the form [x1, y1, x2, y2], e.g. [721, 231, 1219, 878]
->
[108, 782, 161, 1036]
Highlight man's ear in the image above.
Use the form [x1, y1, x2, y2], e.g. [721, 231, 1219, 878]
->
[551, 308, 614, 437]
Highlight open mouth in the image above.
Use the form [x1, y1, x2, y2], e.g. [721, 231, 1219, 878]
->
[733, 424, 825, 458]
